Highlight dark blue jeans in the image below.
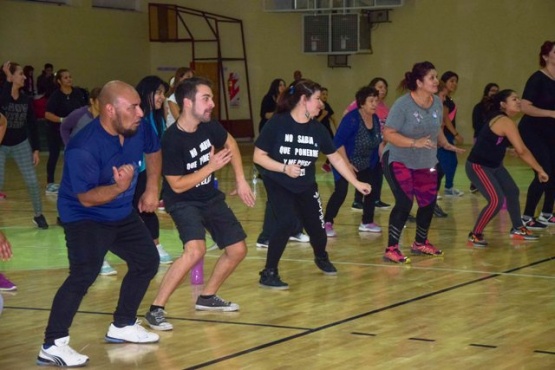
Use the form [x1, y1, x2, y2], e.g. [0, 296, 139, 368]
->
[43, 212, 159, 343]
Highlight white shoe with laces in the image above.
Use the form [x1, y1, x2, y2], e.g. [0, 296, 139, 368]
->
[105, 320, 160, 343]
[37, 336, 89, 367]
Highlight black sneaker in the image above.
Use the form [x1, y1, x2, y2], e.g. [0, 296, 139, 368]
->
[145, 308, 173, 331]
[33, 215, 49, 229]
[259, 268, 289, 290]
[375, 200, 391, 209]
[470, 184, 478, 193]
[351, 201, 363, 212]
[433, 204, 448, 218]
[314, 252, 337, 275]
[407, 214, 417, 223]
[195, 295, 239, 311]
[522, 217, 547, 230]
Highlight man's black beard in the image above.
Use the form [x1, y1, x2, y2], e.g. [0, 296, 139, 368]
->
[118, 127, 138, 138]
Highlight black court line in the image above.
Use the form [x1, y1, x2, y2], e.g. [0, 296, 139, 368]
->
[183, 255, 555, 369]
[469, 344, 497, 349]
[409, 337, 435, 342]
[534, 350, 555, 355]
[351, 332, 377, 337]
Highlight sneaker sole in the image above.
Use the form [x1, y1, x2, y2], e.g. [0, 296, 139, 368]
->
[194, 305, 239, 312]
[410, 249, 444, 256]
[37, 356, 89, 367]
[33, 221, 49, 230]
[383, 256, 411, 264]
[159, 259, 173, 265]
[0, 286, 17, 291]
[358, 228, 382, 233]
[326, 233, 337, 237]
[99, 270, 117, 276]
[351, 208, 363, 212]
[104, 335, 159, 344]
[259, 283, 289, 290]
[147, 323, 173, 331]
[256, 244, 268, 249]
[510, 235, 539, 241]
[289, 238, 310, 243]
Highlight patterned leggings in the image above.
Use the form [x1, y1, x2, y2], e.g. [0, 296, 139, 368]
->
[382, 151, 437, 247]
[0, 140, 43, 215]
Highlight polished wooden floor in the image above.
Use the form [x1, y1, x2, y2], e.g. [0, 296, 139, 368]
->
[1, 143, 554, 369]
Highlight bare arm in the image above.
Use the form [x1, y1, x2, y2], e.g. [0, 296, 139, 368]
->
[168, 100, 180, 120]
[166, 146, 231, 193]
[521, 99, 555, 120]
[45, 111, 63, 124]
[0, 113, 7, 143]
[137, 150, 162, 213]
[225, 134, 255, 207]
[442, 105, 463, 144]
[496, 117, 548, 180]
[382, 126, 434, 149]
[253, 147, 302, 178]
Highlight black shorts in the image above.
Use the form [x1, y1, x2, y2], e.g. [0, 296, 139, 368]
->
[167, 192, 246, 249]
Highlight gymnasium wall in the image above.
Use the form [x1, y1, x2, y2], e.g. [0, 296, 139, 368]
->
[1, 0, 554, 140]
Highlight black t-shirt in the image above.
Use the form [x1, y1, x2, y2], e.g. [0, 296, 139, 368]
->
[161, 120, 228, 207]
[46, 88, 87, 122]
[254, 112, 336, 193]
[519, 71, 555, 132]
[0, 82, 39, 150]
[259, 93, 276, 131]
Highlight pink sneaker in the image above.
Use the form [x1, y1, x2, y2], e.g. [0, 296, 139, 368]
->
[0, 192, 6, 199]
[325, 222, 336, 237]
[157, 200, 165, 211]
[0, 273, 17, 291]
[410, 240, 443, 256]
[383, 246, 410, 264]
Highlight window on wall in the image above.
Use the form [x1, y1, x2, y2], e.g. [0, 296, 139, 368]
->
[92, 0, 140, 11]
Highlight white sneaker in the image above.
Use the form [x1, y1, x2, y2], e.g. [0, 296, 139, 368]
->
[37, 336, 89, 367]
[100, 260, 117, 276]
[105, 320, 160, 344]
[325, 222, 336, 237]
[358, 223, 382, 233]
[156, 244, 172, 264]
[256, 241, 269, 249]
[289, 233, 310, 243]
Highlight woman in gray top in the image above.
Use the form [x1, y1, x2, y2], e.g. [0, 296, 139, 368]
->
[381, 61, 464, 263]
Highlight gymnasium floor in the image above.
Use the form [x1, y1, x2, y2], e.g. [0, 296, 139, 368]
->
[0, 144, 554, 369]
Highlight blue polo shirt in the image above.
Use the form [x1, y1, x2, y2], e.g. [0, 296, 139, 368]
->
[57, 117, 160, 223]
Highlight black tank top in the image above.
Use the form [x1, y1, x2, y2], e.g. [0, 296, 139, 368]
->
[467, 115, 510, 168]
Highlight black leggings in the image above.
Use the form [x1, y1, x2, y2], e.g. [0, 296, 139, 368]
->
[519, 126, 555, 216]
[263, 177, 327, 270]
[354, 162, 385, 204]
[325, 166, 380, 224]
[45, 121, 63, 184]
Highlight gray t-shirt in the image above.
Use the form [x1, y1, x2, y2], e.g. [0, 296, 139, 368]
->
[383, 93, 443, 169]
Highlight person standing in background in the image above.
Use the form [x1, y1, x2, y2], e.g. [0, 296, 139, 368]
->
[317, 87, 336, 173]
[44, 69, 87, 195]
[0, 62, 48, 228]
[519, 40, 555, 229]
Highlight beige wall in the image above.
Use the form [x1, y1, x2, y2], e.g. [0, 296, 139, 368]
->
[2, 0, 555, 139]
